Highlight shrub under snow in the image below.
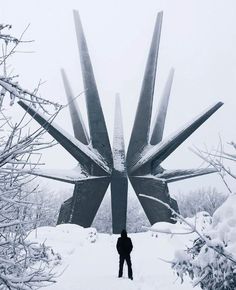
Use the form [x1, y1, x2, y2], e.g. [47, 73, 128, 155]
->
[172, 194, 236, 289]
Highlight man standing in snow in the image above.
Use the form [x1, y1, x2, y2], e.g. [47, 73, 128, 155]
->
[116, 229, 133, 280]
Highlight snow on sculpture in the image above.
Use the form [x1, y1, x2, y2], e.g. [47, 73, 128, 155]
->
[18, 11, 223, 234]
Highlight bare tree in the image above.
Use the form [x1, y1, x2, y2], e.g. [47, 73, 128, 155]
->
[176, 187, 228, 217]
[0, 24, 62, 289]
[22, 185, 72, 229]
[191, 139, 236, 194]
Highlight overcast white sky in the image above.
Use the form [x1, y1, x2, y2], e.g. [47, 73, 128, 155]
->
[1, 0, 236, 197]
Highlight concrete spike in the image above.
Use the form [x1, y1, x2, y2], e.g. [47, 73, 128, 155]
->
[129, 175, 174, 224]
[112, 94, 127, 174]
[127, 12, 163, 163]
[129, 102, 223, 174]
[57, 197, 73, 224]
[69, 177, 111, 227]
[111, 94, 128, 234]
[24, 167, 89, 184]
[73, 10, 112, 167]
[61, 69, 89, 144]
[18, 100, 111, 175]
[155, 168, 217, 183]
[150, 68, 174, 145]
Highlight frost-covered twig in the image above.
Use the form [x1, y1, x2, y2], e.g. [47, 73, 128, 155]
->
[190, 145, 233, 194]
[0, 78, 62, 111]
[0, 23, 32, 66]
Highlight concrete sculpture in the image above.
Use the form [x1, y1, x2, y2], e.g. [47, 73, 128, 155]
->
[18, 11, 223, 233]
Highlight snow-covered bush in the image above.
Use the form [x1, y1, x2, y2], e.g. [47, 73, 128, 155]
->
[172, 194, 236, 289]
[28, 224, 98, 250]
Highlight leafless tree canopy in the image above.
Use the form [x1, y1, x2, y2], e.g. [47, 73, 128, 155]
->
[175, 187, 228, 217]
[0, 24, 61, 289]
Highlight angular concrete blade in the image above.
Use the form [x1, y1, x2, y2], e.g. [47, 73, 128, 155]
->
[18, 100, 111, 175]
[25, 167, 89, 184]
[73, 10, 112, 167]
[57, 197, 73, 224]
[61, 69, 89, 144]
[129, 101, 223, 174]
[111, 94, 128, 234]
[155, 168, 217, 183]
[127, 12, 163, 163]
[69, 176, 111, 227]
[129, 175, 174, 224]
[150, 68, 174, 145]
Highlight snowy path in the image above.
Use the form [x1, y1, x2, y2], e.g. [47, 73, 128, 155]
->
[29, 225, 197, 290]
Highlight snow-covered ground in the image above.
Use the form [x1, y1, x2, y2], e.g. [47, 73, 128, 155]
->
[28, 223, 199, 290]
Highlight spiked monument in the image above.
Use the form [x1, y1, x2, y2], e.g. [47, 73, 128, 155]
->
[18, 11, 223, 234]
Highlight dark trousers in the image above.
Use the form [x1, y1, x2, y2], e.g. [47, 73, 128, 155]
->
[118, 255, 133, 279]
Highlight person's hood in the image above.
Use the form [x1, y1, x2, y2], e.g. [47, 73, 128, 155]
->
[121, 229, 127, 238]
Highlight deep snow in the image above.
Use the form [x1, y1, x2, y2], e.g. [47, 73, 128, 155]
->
[28, 224, 199, 290]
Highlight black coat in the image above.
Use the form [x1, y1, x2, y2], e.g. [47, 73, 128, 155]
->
[116, 233, 133, 256]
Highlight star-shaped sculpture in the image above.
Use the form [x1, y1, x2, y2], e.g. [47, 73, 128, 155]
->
[18, 11, 223, 234]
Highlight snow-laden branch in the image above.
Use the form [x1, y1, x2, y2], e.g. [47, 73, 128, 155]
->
[142, 225, 194, 235]
[0, 78, 62, 111]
